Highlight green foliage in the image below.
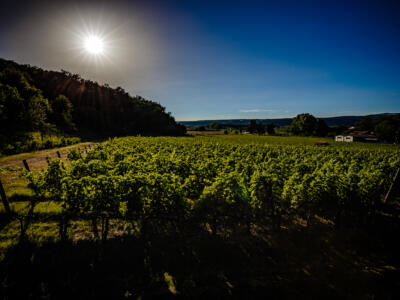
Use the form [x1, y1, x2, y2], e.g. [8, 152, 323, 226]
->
[0, 83, 25, 133]
[342, 115, 400, 143]
[374, 115, 400, 143]
[207, 122, 222, 130]
[0, 132, 80, 156]
[289, 113, 328, 136]
[0, 58, 186, 155]
[23, 135, 400, 241]
[0, 63, 80, 155]
[248, 120, 265, 134]
[67, 148, 82, 161]
[0, 58, 186, 139]
[266, 123, 276, 135]
[355, 116, 374, 131]
[49, 94, 75, 133]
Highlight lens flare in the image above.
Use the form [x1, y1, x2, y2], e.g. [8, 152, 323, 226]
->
[84, 35, 104, 54]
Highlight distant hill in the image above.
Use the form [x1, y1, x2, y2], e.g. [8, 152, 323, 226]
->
[180, 113, 400, 128]
[0, 58, 185, 137]
[0, 58, 185, 154]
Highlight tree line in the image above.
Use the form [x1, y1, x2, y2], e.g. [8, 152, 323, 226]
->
[0, 58, 186, 155]
[353, 115, 400, 143]
[191, 113, 399, 141]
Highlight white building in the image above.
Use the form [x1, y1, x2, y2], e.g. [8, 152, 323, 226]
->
[335, 135, 354, 142]
[335, 131, 378, 143]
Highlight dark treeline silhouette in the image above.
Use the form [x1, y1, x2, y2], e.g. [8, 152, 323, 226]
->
[288, 113, 329, 136]
[0, 58, 186, 154]
[355, 115, 400, 143]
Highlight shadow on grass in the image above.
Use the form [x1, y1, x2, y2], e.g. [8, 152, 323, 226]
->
[8, 194, 36, 203]
[1, 220, 400, 299]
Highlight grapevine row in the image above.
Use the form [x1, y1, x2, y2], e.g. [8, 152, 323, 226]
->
[26, 136, 400, 240]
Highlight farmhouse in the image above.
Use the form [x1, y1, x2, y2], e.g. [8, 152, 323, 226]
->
[335, 130, 378, 143]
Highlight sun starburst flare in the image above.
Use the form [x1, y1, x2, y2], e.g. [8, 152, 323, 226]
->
[84, 35, 104, 55]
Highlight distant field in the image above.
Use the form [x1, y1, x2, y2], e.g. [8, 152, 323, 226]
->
[187, 132, 396, 148]
[187, 132, 335, 144]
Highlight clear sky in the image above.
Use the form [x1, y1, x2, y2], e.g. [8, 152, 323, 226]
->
[1, 0, 399, 121]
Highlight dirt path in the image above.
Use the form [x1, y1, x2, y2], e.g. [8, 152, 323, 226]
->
[0, 142, 98, 171]
[0, 142, 99, 198]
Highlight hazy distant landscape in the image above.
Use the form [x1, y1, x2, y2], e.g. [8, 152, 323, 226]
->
[1, 0, 400, 299]
[180, 113, 399, 127]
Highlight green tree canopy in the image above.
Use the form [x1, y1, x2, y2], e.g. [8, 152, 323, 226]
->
[289, 113, 328, 136]
[49, 94, 75, 133]
[266, 124, 276, 135]
[355, 116, 374, 131]
[374, 115, 400, 143]
[0, 83, 25, 134]
[248, 120, 265, 134]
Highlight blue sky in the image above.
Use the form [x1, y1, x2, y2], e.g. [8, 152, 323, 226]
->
[1, 0, 399, 120]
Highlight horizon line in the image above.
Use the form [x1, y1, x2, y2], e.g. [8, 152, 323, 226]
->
[177, 112, 400, 122]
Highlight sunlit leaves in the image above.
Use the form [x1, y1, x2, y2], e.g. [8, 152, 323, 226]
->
[25, 136, 400, 240]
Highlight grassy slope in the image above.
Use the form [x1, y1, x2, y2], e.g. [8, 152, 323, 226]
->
[0, 142, 96, 199]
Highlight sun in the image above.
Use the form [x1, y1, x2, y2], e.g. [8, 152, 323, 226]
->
[84, 35, 104, 54]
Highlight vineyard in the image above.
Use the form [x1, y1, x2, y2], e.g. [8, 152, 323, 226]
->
[1, 135, 400, 298]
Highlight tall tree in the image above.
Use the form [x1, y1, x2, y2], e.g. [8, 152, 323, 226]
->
[266, 124, 276, 135]
[355, 116, 374, 131]
[49, 94, 75, 133]
[374, 115, 400, 143]
[289, 113, 328, 136]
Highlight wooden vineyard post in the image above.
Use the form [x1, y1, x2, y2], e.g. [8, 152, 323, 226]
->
[0, 180, 11, 215]
[56, 151, 61, 158]
[46, 156, 50, 165]
[383, 167, 400, 204]
[22, 159, 30, 172]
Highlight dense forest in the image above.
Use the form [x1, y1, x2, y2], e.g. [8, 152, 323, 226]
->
[0, 58, 186, 155]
